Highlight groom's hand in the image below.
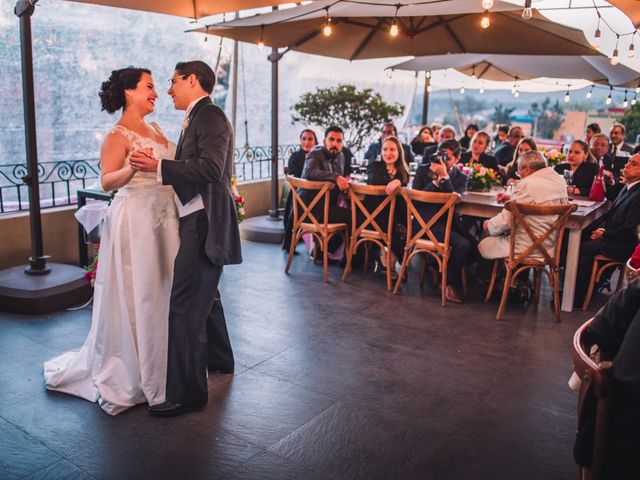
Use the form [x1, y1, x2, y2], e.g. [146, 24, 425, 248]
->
[130, 150, 159, 173]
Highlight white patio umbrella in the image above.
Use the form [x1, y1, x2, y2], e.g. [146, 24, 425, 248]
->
[389, 53, 640, 86]
[196, 0, 598, 60]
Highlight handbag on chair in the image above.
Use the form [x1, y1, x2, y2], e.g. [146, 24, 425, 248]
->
[588, 166, 606, 201]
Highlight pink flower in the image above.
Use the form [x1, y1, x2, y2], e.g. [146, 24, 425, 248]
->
[456, 163, 464, 170]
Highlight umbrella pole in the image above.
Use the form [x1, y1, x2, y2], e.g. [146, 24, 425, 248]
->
[15, 0, 49, 275]
[421, 74, 430, 126]
[268, 48, 283, 219]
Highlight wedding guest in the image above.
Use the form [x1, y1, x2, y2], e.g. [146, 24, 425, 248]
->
[422, 125, 457, 163]
[502, 137, 538, 185]
[479, 150, 568, 261]
[492, 124, 509, 151]
[283, 129, 318, 251]
[365, 123, 414, 165]
[300, 126, 351, 226]
[413, 139, 470, 303]
[364, 136, 410, 276]
[590, 133, 622, 199]
[554, 140, 599, 196]
[410, 125, 437, 157]
[610, 123, 634, 157]
[494, 125, 525, 167]
[459, 123, 479, 151]
[460, 130, 499, 171]
[585, 122, 601, 143]
[573, 154, 640, 307]
[431, 122, 443, 142]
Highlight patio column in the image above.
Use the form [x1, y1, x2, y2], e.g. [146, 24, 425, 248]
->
[268, 48, 283, 219]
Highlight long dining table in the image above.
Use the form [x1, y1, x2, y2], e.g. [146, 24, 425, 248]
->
[458, 191, 610, 312]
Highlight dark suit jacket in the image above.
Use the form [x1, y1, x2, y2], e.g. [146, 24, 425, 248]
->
[299, 145, 351, 206]
[494, 141, 516, 167]
[363, 161, 408, 226]
[610, 142, 634, 156]
[161, 96, 242, 266]
[554, 162, 599, 196]
[287, 149, 307, 178]
[591, 182, 640, 245]
[411, 164, 465, 224]
[460, 151, 500, 172]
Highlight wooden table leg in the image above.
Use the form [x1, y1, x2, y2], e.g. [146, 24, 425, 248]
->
[562, 228, 581, 312]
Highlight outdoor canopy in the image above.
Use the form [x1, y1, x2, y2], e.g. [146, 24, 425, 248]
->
[610, 0, 640, 28]
[389, 53, 640, 87]
[62, 0, 296, 19]
[196, 0, 598, 60]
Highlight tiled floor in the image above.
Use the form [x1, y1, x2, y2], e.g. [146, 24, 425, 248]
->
[0, 240, 607, 479]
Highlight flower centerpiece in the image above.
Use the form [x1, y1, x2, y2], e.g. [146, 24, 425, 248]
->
[231, 176, 246, 223]
[459, 163, 500, 192]
[540, 146, 565, 167]
[84, 243, 99, 287]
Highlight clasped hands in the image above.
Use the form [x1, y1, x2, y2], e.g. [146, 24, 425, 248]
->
[129, 148, 158, 173]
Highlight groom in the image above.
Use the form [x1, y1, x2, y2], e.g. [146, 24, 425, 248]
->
[130, 60, 242, 416]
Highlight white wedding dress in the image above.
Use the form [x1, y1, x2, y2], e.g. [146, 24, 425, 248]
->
[44, 124, 180, 415]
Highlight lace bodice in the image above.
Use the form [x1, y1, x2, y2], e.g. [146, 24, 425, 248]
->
[108, 123, 176, 191]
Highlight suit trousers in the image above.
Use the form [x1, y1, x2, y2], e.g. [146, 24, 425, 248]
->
[166, 210, 234, 407]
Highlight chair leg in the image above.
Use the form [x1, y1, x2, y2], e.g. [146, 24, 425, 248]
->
[394, 250, 410, 294]
[341, 237, 355, 282]
[285, 230, 299, 273]
[552, 270, 561, 323]
[385, 247, 392, 291]
[485, 260, 499, 303]
[496, 267, 512, 320]
[322, 236, 329, 282]
[582, 257, 600, 311]
[363, 243, 369, 273]
[441, 256, 448, 307]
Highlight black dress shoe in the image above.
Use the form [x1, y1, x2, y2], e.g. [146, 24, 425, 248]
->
[148, 401, 203, 417]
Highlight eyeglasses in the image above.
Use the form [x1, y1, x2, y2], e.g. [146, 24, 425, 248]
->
[168, 74, 188, 86]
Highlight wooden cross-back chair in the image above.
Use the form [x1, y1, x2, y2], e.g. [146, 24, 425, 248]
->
[342, 183, 398, 291]
[582, 255, 625, 311]
[393, 189, 461, 306]
[484, 201, 577, 321]
[572, 318, 613, 480]
[284, 176, 349, 282]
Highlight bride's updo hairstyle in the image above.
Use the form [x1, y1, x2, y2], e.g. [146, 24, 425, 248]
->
[99, 67, 151, 114]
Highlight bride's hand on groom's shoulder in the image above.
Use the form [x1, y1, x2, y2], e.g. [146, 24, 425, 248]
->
[130, 149, 158, 173]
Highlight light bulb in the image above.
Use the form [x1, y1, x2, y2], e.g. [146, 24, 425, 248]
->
[258, 39, 265, 50]
[521, 8, 533, 20]
[460, 86, 465, 94]
[426, 71, 431, 79]
[511, 85, 517, 94]
[481, 0, 493, 9]
[606, 95, 612, 105]
[624, 98, 629, 107]
[390, 19, 399, 37]
[480, 11, 490, 29]
[636, 86, 640, 94]
[564, 92, 570, 103]
[629, 43, 636, 58]
[633, 96, 638, 106]
[592, 28, 601, 48]
[323, 19, 332, 37]
[479, 86, 485, 94]
[611, 48, 619, 65]
[427, 85, 433, 93]
[471, 73, 477, 80]
[587, 91, 592, 99]
[514, 91, 520, 98]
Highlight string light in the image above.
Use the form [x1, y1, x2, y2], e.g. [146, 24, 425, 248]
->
[606, 86, 613, 105]
[514, 90, 520, 98]
[427, 84, 433, 93]
[623, 89, 629, 108]
[629, 36, 636, 58]
[390, 19, 399, 37]
[586, 84, 594, 99]
[521, 0, 533, 20]
[323, 8, 332, 37]
[258, 25, 265, 50]
[564, 87, 571, 103]
[204, 27, 209, 42]
[633, 93, 638, 106]
[460, 86, 465, 95]
[480, 10, 490, 29]
[592, 13, 601, 48]
[426, 71, 431, 79]
[481, 0, 493, 9]
[611, 35, 620, 65]
[479, 83, 485, 94]
[471, 65, 477, 80]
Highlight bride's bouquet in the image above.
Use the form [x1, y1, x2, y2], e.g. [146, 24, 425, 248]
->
[84, 244, 99, 287]
[458, 163, 500, 192]
[231, 177, 246, 223]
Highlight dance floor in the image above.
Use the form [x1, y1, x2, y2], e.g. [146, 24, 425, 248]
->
[0, 240, 608, 479]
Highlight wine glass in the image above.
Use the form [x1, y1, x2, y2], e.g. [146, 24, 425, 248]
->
[563, 170, 575, 199]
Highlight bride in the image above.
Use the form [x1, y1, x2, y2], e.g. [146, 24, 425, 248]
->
[43, 68, 179, 415]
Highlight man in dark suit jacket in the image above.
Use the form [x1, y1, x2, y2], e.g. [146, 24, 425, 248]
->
[590, 133, 625, 200]
[131, 61, 242, 416]
[574, 154, 640, 306]
[494, 126, 524, 167]
[609, 123, 634, 157]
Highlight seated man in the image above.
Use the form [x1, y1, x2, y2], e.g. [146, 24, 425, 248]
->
[478, 150, 568, 261]
[494, 126, 524, 167]
[412, 139, 470, 303]
[422, 125, 456, 163]
[364, 123, 414, 165]
[589, 133, 621, 200]
[573, 154, 640, 306]
[299, 125, 351, 227]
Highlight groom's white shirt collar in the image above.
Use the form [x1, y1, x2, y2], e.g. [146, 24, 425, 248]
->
[184, 95, 209, 124]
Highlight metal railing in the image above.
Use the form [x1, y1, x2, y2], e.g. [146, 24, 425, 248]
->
[0, 144, 296, 214]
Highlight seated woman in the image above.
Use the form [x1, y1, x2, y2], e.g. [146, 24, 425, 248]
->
[554, 139, 598, 197]
[364, 136, 410, 277]
[410, 125, 437, 157]
[459, 123, 479, 151]
[282, 129, 318, 251]
[502, 137, 538, 185]
[412, 139, 470, 303]
[460, 130, 500, 172]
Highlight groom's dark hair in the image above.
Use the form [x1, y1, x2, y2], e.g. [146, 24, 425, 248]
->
[175, 61, 216, 94]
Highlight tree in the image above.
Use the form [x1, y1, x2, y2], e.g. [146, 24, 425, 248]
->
[292, 84, 404, 151]
[620, 103, 640, 143]
[528, 97, 565, 139]
[490, 104, 515, 125]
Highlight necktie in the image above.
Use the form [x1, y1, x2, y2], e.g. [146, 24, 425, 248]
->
[614, 186, 629, 207]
